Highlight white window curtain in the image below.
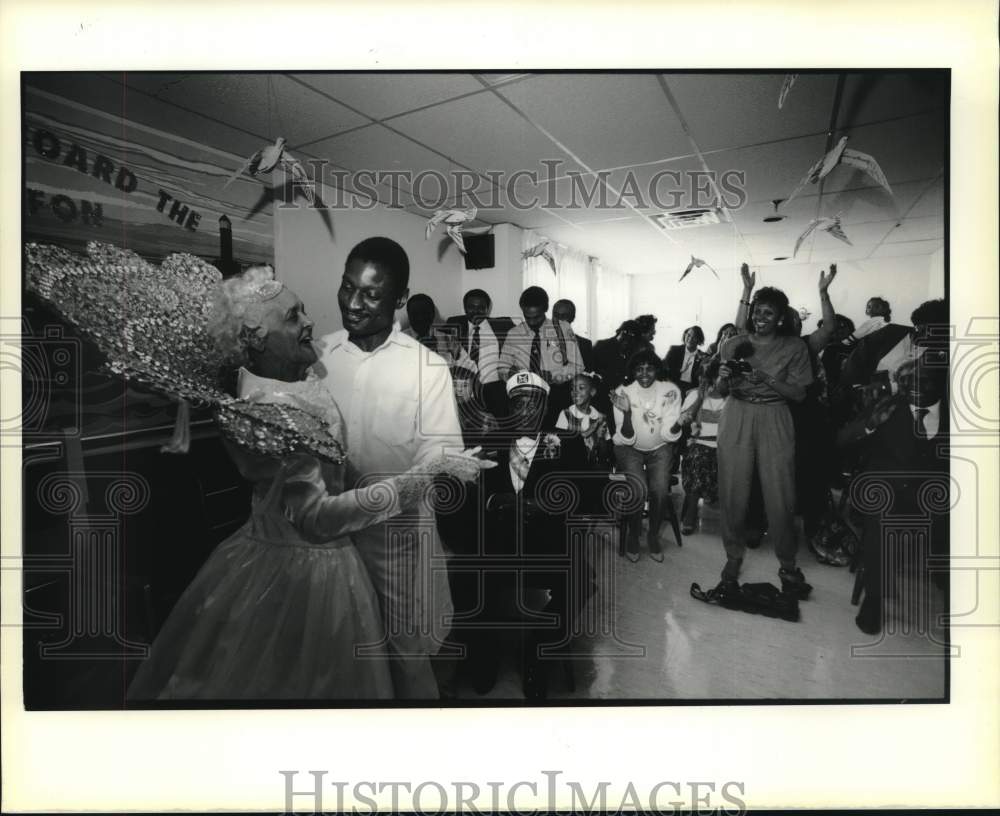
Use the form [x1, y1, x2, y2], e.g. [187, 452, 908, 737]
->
[592, 260, 631, 342]
[521, 229, 592, 338]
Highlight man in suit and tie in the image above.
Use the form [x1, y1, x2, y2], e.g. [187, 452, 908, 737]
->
[838, 353, 949, 635]
[664, 325, 707, 395]
[553, 298, 594, 371]
[448, 371, 591, 698]
[446, 288, 515, 421]
[500, 286, 584, 428]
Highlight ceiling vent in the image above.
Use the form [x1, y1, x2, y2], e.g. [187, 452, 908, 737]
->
[651, 207, 730, 231]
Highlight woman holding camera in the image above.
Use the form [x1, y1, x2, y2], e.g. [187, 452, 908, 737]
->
[716, 274, 816, 597]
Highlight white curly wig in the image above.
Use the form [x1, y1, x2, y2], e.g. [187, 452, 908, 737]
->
[206, 264, 285, 370]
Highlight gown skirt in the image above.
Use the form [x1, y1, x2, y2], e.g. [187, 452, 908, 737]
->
[127, 461, 394, 701]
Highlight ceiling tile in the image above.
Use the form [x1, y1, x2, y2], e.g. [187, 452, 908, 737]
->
[883, 215, 944, 244]
[389, 89, 586, 177]
[496, 73, 692, 170]
[290, 73, 484, 121]
[710, 134, 831, 207]
[867, 239, 944, 259]
[837, 71, 948, 130]
[903, 178, 945, 219]
[818, 112, 946, 195]
[30, 73, 266, 158]
[663, 73, 839, 153]
[121, 73, 370, 146]
[307, 124, 496, 205]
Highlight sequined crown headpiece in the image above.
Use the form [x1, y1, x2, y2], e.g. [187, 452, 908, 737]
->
[24, 241, 343, 463]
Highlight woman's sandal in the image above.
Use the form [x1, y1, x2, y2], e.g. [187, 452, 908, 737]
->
[649, 550, 665, 563]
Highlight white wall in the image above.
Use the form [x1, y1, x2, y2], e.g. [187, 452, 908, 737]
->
[460, 222, 523, 320]
[274, 198, 466, 338]
[274, 202, 529, 336]
[928, 244, 945, 297]
[630, 254, 946, 355]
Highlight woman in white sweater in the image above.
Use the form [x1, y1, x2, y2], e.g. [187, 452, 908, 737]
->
[611, 348, 683, 561]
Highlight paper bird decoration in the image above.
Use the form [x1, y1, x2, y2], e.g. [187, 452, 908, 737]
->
[522, 241, 558, 275]
[425, 206, 478, 254]
[793, 215, 852, 257]
[678, 255, 719, 283]
[778, 74, 798, 109]
[223, 137, 316, 203]
[783, 136, 893, 209]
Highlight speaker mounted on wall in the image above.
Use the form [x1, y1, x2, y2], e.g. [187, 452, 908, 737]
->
[463, 233, 495, 270]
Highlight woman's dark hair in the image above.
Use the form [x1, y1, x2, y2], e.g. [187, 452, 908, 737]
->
[777, 306, 802, 337]
[684, 325, 705, 345]
[519, 285, 549, 311]
[910, 298, 947, 328]
[617, 319, 641, 337]
[345, 236, 410, 293]
[868, 296, 892, 321]
[750, 286, 790, 321]
[714, 322, 737, 347]
[636, 314, 657, 333]
[625, 347, 662, 377]
[835, 314, 855, 334]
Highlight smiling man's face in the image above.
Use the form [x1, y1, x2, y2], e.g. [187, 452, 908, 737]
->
[337, 259, 407, 345]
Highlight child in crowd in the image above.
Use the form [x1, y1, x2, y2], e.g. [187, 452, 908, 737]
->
[556, 372, 612, 510]
[677, 357, 726, 535]
[556, 372, 611, 464]
[611, 348, 683, 561]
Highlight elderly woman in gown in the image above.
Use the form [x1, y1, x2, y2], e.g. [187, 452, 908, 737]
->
[127, 266, 488, 700]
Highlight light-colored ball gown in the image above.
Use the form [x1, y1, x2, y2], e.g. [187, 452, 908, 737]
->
[127, 370, 407, 700]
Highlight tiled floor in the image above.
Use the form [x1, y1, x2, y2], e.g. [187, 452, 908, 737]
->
[448, 500, 949, 702]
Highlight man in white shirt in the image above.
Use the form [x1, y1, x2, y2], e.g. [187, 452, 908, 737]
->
[499, 286, 584, 385]
[315, 236, 465, 698]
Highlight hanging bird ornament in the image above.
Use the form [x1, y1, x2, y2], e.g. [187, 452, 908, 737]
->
[793, 214, 852, 257]
[425, 206, 478, 254]
[223, 137, 316, 203]
[783, 136, 894, 209]
[678, 255, 719, 283]
[778, 74, 798, 109]
[522, 241, 558, 275]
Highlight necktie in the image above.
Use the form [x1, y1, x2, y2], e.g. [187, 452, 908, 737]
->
[681, 351, 694, 382]
[469, 324, 480, 365]
[914, 407, 930, 439]
[529, 329, 542, 375]
[510, 440, 533, 490]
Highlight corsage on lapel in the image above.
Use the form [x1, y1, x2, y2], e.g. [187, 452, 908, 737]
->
[539, 432, 562, 460]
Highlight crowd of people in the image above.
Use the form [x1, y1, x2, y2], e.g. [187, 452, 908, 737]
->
[106, 234, 948, 703]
